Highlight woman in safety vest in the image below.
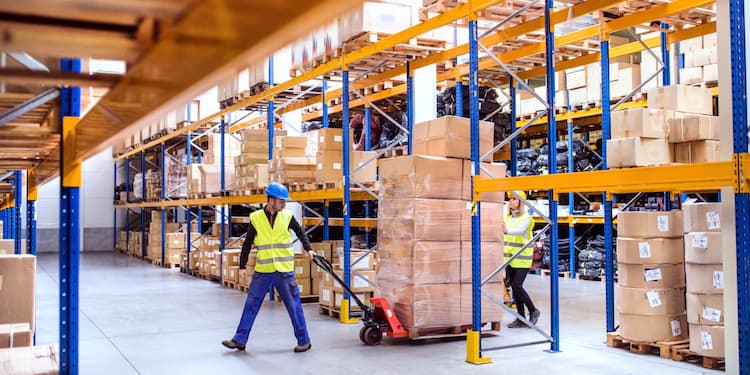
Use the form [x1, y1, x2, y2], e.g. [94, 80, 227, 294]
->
[503, 191, 541, 328]
[222, 182, 315, 353]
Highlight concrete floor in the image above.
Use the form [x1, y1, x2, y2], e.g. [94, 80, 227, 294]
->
[34, 253, 720, 375]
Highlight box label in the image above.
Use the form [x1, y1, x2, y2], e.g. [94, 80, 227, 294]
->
[638, 242, 652, 258]
[334, 135, 342, 143]
[322, 289, 331, 301]
[713, 271, 724, 289]
[333, 163, 341, 170]
[657, 215, 669, 232]
[296, 266, 303, 275]
[706, 211, 721, 230]
[703, 306, 722, 322]
[692, 234, 708, 249]
[646, 290, 662, 307]
[700, 331, 713, 350]
[644, 268, 663, 282]
[670, 320, 682, 337]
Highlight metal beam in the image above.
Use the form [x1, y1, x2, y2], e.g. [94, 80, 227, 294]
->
[0, 88, 59, 127]
[0, 69, 122, 88]
[8, 52, 49, 71]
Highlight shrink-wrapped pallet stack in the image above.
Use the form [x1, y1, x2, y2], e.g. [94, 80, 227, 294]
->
[187, 133, 241, 194]
[683, 202, 725, 358]
[616, 210, 688, 342]
[234, 129, 282, 192]
[376, 115, 505, 330]
[607, 85, 715, 168]
[270, 135, 316, 184]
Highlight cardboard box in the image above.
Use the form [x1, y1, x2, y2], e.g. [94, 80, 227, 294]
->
[0, 255, 35, 332]
[309, 128, 347, 151]
[333, 270, 377, 293]
[319, 284, 334, 306]
[460, 242, 503, 283]
[0, 345, 59, 374]
[165, 233, 186, 249]
[334, 291, 372, 311]
[412, 116, 493, 160]
[607, 137, 672, 168]
[617, 210, 684, 238]
[378, 198, 463, 241]
[337, 252, 376, 271]
[616, 237, 684, 264]
[274, 136, 307, 150]
[221, 249, 241, 267]
[460, 202, 504, 242]
[703, 64, 718, 82]
[351, 151, 378, 185]
[297, 278, 311, 296]
[683, 202, 722, 233]
[674, 140, 721, 163]
[311, 278, 321, 296]
[647, 85, 714, 115]
[223, 266, 239, 283]
[315, 150, 343, 182]
[462, 161, 507, 202]
[684, 232, 723, 264]
[459, 282, 504, 324]
[611, 108, 673, 139]
[294, 257, 311, 278]
[618, 263, 686, 288]
[687, 293, 724, 325]
[566, 66, 587, 89]
[378, 282, 460, 328]
[668, 115, 719, 143]
[615, 286, 686, 315]
[311, 242, 333, 260]
[273, 148, 307, 159]
[686, 263, 724, 294]
[689, 324, 724, 357]
[378, 240, 461, 284]
[379, 155, 463, 199]
[618, 313, 688, 342]
[0, 323, 31, 348]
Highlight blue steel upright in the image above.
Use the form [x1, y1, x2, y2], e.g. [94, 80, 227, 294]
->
[27, 199, 36, 255]
[140, 152, 146, 259]
[509, 78, 517, 176]
[125, 158, 130, 253]
[113, 161, 117, 251]
[468, 17, 483, 340]
[600, 38, 616, 333]
[342, 68, 353, 314]
[660, 23, 670, 86]
[406, 62, 414, 155]
[14, 170, 22, 254]
[729, 1, 749, 373]
[364, 106, 371, 248]
[59, 57, 81, 375]
[322, 79, 329, 128]
[186, 131, 192, 270]
[268, 55, 275, 161]
[544, 0, 560, 352]
[456, 80, 463, 118]
[220, 115, 227, 281]
[160, 143, 166, 265]
[567, 99, 575, 278]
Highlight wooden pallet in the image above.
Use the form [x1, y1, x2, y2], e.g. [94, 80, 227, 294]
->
[237, 284, 249, 293]
[313, 181, 343, 191]
[152, 258, 181, 269]
[383, 145, 408, 158]
[672, 345, 725, 369]
[223, 280, 238, 289]
[606, 332, 688, 360]
[540, 269, 572, 278]
[196, 272, 219, 281]
[319, 305, 363, 319]
[275, 294, 319, 304]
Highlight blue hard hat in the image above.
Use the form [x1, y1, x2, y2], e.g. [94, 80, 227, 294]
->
[265, 182, 290, 200]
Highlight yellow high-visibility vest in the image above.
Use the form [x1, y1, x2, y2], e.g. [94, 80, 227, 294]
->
[250, 209, 295, 273]
[503, 213, 534, 268]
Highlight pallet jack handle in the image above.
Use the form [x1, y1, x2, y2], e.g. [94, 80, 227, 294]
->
[312, 254, 370, 312]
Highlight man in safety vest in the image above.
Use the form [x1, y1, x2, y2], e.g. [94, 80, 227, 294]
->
[222, 182, 315, 353]
[503, 190, 540, 328]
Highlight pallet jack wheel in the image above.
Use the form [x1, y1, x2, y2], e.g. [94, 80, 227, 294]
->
[359, 326, 368, 344]
[363, 326, 382, 346]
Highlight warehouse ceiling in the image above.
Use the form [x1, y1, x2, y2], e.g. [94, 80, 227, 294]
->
[0, 0, 361, 202]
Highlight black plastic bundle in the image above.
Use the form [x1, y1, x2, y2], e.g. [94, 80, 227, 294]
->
[577, 234, 609, 277]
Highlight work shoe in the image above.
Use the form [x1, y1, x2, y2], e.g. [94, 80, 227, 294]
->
[530, 309, 541, 325]
[507, 319, 527, 328]
[294, 343, 312, 353]
[222, 339, 246, 351]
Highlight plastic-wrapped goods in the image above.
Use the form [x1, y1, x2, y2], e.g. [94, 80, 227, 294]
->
[379, 155, 463, 199]
[459, 282, 504, 324]
[459, 242, 503, 283]
[377, 240, 461, 284]
[459, 202, 504, 242]
[377, 198, 463, 241]
[378, 282, 462, 328]
[133, 172, 143, 200]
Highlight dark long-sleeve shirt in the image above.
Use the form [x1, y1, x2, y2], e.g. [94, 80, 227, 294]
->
[239, 208, 313, 270]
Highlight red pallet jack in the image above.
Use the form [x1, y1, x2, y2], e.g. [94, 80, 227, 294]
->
[313, 254, 407, 345]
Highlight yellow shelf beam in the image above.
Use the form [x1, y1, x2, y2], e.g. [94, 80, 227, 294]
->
[474, 155, 747, 198]
[302, 217, 377, 229]
[114, 189, 377, 209]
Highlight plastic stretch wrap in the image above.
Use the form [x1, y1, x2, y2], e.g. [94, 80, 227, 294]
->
[377, 240, 461, 284]
[378, 282, 462, 329]
[460, 242, 503, 283]
[378, 155, 463, 199]
[133, 172, 143, 199]
[460, 202, 504, 242]
[460, 282, 504, 324]
[377, 198, 463, 241]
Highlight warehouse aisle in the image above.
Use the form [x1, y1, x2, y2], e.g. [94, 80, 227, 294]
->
[33, 253, 719, 375]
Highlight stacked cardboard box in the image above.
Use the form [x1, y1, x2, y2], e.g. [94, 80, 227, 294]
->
[377, 140, 505, 328]
[311, 242, 333, 298]
[146, 211, 184, 263]
[187, 133, 241, 194]
[608, 85, 714, 168]
[117, 231, 128, 252]
[270, 136, 315, 184]
[128, 232, 142, 257]
[679, 34, 718, 84]
[313, 128, 345, 183]
[235, 129, 281, 191]
[0, 345, 58, 374]
[294, 255, 313, 297]
[616, 210, 688, 342]
[0, 255, 36, 335]
[683, 202, 725, 358]
[0, 323, 31, 348]
[668, 115, 720, 164]
[221, 249, 241, 284]
[197, 236, 221, 277]
[165, 152, 188, 198]
[0, 240, 26, 255]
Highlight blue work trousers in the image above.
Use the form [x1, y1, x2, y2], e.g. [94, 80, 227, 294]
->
[232, 271, 310, 346]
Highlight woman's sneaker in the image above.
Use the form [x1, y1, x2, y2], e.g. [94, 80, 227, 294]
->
[507, 319, 526, 328]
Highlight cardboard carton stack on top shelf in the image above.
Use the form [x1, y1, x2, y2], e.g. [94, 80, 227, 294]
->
[308, 127, 378, 186]
[607, 85, 714, 168]
[616, 210, 688, 343]
[375, 115, 505, 330]
[187, 133, 241, 195]
[270, 135, 316, 185]
[683, 202, 725, 358]
[679, 34, 719, 85]
[235, 129, 284, 192]
[668, 115, 720, 164]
